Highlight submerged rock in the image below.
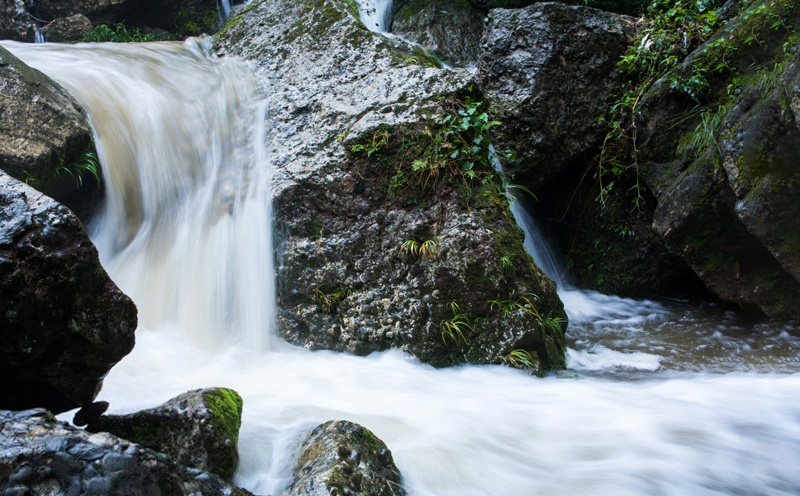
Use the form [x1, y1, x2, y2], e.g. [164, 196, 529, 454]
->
[42, 14, 93, 42]
[0, 45, 97, 205]
[0, 0, 36, 42]
[87, 388, 243, 481]
[0, 172, 137, 413]
[0, 408, 252, 496]
[392, 0, 485, 68]
[215, 0, 567, 372]
[478, 2, 634, 189]
[286, 420, 406, 496]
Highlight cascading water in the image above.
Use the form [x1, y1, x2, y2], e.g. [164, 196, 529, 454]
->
[357, 0, 393, 33]
[3, 40, 800, 495]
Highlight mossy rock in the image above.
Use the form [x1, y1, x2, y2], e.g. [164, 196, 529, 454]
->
[286, 420, 406, 496]
[87, 387, 243, 481]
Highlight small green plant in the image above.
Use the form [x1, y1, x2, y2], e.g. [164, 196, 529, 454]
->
[489, 291, 565, 334]
[399, 237, 439, 260]
[440, 301, 473, 345]
[350, 128, 389, 158]
[499, 349, 539, 373]
[312, 285, 350, 314]
[56, 150, 102, 188]
[500, 255, 515, 273]
[686, 104, 727, 155]
[80, 22, 154, 42]
[614, 224, 633, 239]
[489, 291, 540, 319]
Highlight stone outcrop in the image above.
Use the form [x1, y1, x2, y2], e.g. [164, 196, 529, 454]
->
[42, 14, 93, 42]
[286, 420, 406, 496]
[632, 0, 800, 316]
[0, 172, 137, 413]
[0, 409, 252, 496]
[87, 388, 243, 481]
[0, 45, 96, 204]
[392, 0, 484, 68]
[478, 3, 635, 189]
[0, 0, 35, 41]
[215, 0, 567, 372]
[36, 0, 140, 26]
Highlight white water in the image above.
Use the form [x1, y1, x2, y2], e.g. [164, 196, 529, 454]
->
[358, 0, 393, 33]
[4, 40, 800, 495]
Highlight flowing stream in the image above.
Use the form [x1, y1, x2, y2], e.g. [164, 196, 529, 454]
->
[4, 40, 800, 496]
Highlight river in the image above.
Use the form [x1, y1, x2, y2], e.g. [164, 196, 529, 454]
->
[4, 39, 799, 496]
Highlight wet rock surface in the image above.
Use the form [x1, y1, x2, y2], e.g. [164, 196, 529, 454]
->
[286, 420, 406, 496]
[87, 388, 243, 481]
[0, 172, 137, 413]
[42, 14, 93, 42]
[0, 408, 252, 496]
[0, 45, 96, 204]
[392, 0, 485, 68]
[37, 0, 140, 26]
[478, 2, 634, 189]
[215, 0, 568, 371]
[634, 2, 800, 316]
[0, 0, 35, 42]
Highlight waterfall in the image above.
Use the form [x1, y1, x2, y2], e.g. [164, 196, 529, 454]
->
[358, 0, 393, 33]
[3, 40, 799, 496]
[4, 39, 275, 351]
[33, 25, 45, 43]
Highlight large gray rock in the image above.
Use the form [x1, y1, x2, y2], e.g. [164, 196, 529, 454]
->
[0, 409, 252, 496]
[42, 14, 93, 42]
[0, 172, 137, 413]
[0, 0, 35, 41]
[478, 3, 634, 189]
[392, 0, 485, 68]
[633, 1, 800, 316]
[286, 420, 406, 496]
[88, 388, 243, 481]
[0, 45, 96, 203]
[215, 0, 567, 372]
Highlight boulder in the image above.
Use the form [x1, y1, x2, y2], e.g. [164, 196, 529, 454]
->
[633, 0, 800, 316]
[0, 45, 97, 206]
[0, 409, 253, 496]
[42, 14, 93, 42]
[36, 0, 141, 26]
[392, 0, 484, 68]
[215, 0, 567, 372]
[0, 171, 137, 413]
[0, 0, 36, 41]
[478, 2, 634, 189]
[87, 388, 243, 481]
[128, 0, 221, 37]
[286, 420, 406, 496]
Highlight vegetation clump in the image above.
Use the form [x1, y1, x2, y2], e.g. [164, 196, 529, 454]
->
[596, 0, 796, 206]
[80, 22, 154, 42]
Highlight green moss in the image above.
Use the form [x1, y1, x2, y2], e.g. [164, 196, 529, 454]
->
[353, 427, 385, 450]
[203, 388, 243, 479]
